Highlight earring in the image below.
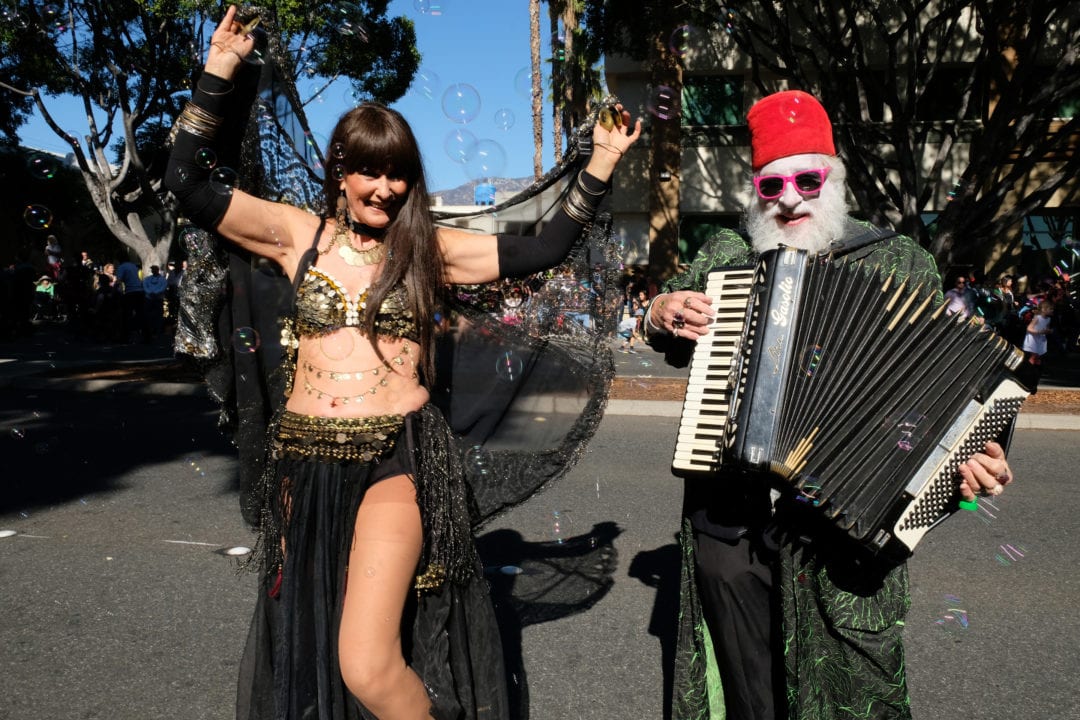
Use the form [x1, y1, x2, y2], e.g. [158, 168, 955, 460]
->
[335, 193, 348, 227]
[333, 193, 351, 250]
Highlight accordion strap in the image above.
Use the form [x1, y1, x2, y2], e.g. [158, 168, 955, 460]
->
[828, 224, 899, 260]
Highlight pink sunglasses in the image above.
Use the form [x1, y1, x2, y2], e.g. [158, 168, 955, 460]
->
[753, 167, 831, 200]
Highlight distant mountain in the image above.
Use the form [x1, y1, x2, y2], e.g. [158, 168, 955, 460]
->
[433, 176, 537, 206]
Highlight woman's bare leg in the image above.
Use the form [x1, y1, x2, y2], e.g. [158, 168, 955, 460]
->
[338, 473, 430, 719]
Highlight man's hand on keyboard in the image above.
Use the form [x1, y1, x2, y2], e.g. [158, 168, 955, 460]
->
[647, 291, 715, 340]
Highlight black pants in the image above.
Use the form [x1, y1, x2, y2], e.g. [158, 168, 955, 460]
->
[693, 530, 785, 720]
[1018, 350, 1045, 393]
[121, 290, 147, 341]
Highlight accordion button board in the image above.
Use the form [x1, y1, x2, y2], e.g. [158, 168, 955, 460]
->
[672, 247, 1030, 557]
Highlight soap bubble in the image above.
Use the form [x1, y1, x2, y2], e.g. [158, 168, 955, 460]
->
[493, 108, 515, 132]
[23, 204, 53, 230]
[28, 154, 59, 180]
[647, 85, 679, 120]
[494, 349, 523, 382]
[464, 139, 506, 181]
[232, 327, 261, 353]
[209, 167, 238, 195]
[444, 128, 477, 165]
[442, 83, 481, 124]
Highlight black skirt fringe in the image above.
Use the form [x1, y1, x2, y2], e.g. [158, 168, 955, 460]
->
[237, 405, 508, 720]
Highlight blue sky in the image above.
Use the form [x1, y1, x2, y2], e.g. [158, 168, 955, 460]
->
[17, 0, 562, 192]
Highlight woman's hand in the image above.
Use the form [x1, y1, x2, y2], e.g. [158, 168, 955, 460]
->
[583, 103, 642, 182]
[648, 291, 714, 340]
[204, 5, 258, 80]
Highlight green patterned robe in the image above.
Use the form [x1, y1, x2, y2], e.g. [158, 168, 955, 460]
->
[662, 221, 942, 720]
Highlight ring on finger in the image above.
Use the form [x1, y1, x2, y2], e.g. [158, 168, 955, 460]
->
[673, 311, 685, 324]
[683, 297, 693, 309]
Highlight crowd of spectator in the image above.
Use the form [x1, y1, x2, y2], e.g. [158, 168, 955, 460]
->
[0, 239, 186, 344]
[3, 238, 1074, 377]
[616, 269, 658, 353]
[943, 268, 1077, 353]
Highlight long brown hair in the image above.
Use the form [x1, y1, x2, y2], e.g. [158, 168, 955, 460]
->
[323, 103, 443, 382]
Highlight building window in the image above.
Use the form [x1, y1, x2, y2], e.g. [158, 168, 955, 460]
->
[835, 71, 888, 122]
[833, 68, 981, 122]
[1052, 88, 1079, 119]
[1019, 213, 1078, 291]
[1022, 214, 1076, 251]
[682, 77, 743, 127]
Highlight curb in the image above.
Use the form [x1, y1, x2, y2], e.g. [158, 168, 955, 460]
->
[7, 373, 1078, 430]
[606, 398, 1077, 430]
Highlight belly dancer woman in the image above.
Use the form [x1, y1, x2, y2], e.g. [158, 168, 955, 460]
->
[165, 7, 640, 719]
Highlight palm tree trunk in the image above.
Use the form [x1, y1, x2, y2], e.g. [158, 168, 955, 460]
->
[530, 0, 543, 179]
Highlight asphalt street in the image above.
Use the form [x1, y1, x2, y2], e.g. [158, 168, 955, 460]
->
[1, 383, 1077, 720]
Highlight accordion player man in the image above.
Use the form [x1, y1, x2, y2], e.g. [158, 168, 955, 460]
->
[644, 90, 1015, 720]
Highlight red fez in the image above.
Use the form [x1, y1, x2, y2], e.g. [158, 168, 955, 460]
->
[747, 90, 836, 170]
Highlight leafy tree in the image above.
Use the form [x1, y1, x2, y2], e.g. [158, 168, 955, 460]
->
[0, 147, 122, 269]
[0, 1, 419, 272]
[523, 1, 611, 179]
[585, 0, 1078, 277]
[548, 0, 607, 164]
[584, 1, 706, 279]
[707, 0, 1079, 272]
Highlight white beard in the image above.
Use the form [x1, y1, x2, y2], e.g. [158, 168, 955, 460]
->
[745, 180, 849, 256]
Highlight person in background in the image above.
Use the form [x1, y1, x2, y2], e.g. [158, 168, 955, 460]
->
[113, 259, 147, 342]
[45, 236, 63, 279]
[992, 274, 1020, 343]
[142, 264, 168, 337]
[91, 271, 123, 341]
[32, 275, 59, 322]
[942, 271, 973, 319]
[34, 275, 55, 298]
[1019, 300, 1054, 393]
[617, 305, 639, 353]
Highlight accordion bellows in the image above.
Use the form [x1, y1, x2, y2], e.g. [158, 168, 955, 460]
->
[673, 248, 1028, 557]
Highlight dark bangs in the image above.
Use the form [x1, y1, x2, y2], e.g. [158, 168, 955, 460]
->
[322, 104, 423, 203]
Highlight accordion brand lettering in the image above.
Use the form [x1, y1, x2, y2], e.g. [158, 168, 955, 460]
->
[771, 274, 795, 327]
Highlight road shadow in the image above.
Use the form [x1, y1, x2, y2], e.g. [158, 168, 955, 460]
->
[627, 539, 681, 720]
[476, 521, 621, 720]
[1, 385, 235, 515]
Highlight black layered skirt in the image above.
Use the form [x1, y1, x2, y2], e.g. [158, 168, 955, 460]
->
[237, 405, 508, 720]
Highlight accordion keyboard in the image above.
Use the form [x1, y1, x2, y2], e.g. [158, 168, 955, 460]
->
[672, 268, 756, 475]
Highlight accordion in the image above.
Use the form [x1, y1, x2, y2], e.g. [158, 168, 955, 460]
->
[672, 247, 1028, 557]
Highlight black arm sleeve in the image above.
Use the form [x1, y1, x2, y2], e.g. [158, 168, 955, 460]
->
[164, 73, 244, 230]
[496, 170, 609, 278]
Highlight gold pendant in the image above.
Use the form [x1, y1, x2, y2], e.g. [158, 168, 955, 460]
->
[338, 242, 386, 267]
